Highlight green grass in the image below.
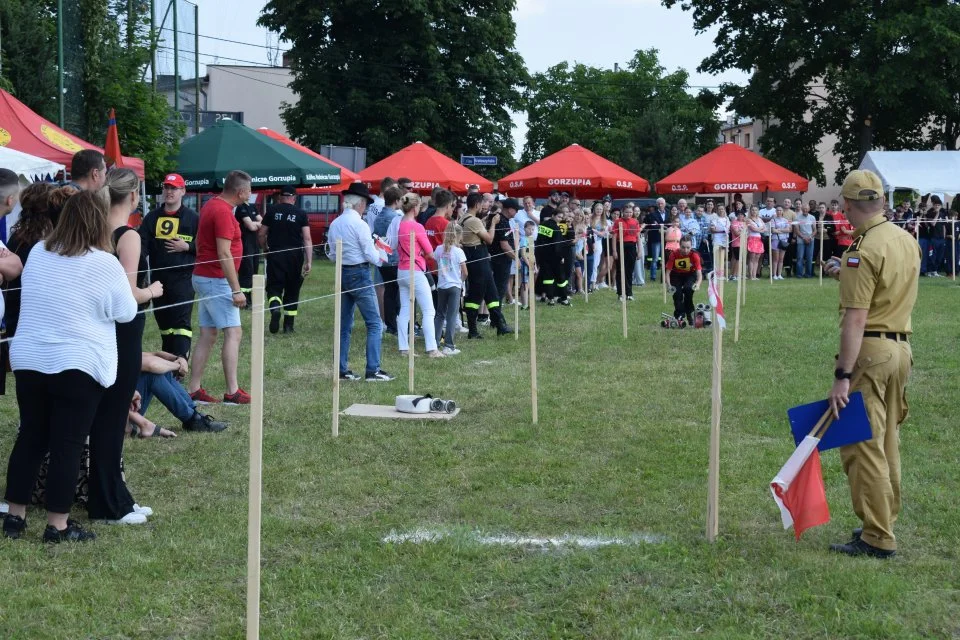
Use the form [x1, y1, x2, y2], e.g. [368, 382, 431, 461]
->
[0, 263, 958, 639]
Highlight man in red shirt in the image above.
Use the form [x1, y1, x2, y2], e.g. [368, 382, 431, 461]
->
[832, 206, 856, 256]
[665, 237, 703, 324]
[188, 170, 252, 406]
[423, 189, 456, 272]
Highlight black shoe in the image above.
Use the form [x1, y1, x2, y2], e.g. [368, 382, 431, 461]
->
[829, 537, 895, 558]
[468, 332, 484, 339]
[340, 370, 361, 381]
[496, 323, 514, 336]
[686, 314, 694, 325]
[282, 325, 295, 334]
[365, 369, 395, 382]
[3, 513, 26, 539]
[183, 412, 228, 433]
[559, 299, 571, 306]
[268, 299, 281, 334]
[43, 519, 96, 543]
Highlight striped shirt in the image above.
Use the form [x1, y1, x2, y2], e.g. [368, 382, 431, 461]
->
[10, 242, 137, 387]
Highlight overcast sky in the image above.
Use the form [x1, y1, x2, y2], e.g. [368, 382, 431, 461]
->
[179, 0, 747, 155]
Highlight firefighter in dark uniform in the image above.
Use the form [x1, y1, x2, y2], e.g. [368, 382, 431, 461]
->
[534, 190, 561, 299]
[259, 185, 312, 334]
[460, 192, 512, 338]
[140, 173, 198, 358]
[491, 198, 519, 307]
[235, 200, 262, 306]
[557, 204, 576, 300]
[536, 204, 567, 305]
[824, 169, 920, 559]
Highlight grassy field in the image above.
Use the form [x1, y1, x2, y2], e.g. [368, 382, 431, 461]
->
[0, 261, 958, 639]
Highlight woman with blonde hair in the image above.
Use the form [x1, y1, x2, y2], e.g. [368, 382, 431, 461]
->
[432, 223, 467, 355]
[395, 192, 443, 358]
[746, 205, 766, 280]
[3, 190, 136, 542]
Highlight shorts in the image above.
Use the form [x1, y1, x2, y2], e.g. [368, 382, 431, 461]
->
[192, 275, 241, 329]
[373, 265, 384, 285]
[729, 246, 741, 260]
[747, 237, 764, 254]
[575, 259, 584, 271]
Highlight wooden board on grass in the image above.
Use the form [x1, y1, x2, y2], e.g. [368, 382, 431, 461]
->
[341, 404, 461, 420]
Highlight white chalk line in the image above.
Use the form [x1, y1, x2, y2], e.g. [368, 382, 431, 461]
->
[382, 528, 665, 549]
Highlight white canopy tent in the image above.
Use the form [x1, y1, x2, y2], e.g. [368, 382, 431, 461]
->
[0, 147, 65, 240]
[859, 150, 960, 200]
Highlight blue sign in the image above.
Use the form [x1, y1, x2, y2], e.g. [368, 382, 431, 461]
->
[460, 155, 498, 166]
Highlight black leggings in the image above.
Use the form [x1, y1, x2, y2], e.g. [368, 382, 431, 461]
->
[670, 272, 697, 318]
[5, 370, 105, 513]
[616, 242, 638, 297]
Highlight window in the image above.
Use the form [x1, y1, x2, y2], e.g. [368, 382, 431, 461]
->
[745, 133, 751, 148]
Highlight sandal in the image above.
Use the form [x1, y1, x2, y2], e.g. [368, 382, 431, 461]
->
[134, 423, 177, 439]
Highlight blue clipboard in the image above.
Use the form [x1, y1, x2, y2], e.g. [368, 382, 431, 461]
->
[787, 392, 872, 451]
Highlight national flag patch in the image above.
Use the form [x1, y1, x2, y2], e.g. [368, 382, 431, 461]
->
[846, 257, 860, 268]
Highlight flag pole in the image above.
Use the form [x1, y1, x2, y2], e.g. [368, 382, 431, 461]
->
[525, 250, 538, 424]
[331, 240, 343, 438]
[408, 231, 416, 393]
[706, 247, 725, 543]
[619, 229, 627, 339]
[768, 225, 774, 285]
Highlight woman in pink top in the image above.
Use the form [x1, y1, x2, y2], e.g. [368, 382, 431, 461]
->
[729, 210, 745, 281]
[396, 193, 443, 358]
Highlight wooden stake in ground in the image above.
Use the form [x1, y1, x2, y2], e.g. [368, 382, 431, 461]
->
[661, 224, 667, 304]
[331, 240, 343, 438]
[706, 248, 725, 543]
[619, 229, 627, 339]
[582, 230, 589, 304]
[735, 224, 746, 343]
[952, 220, 957, 281]
[247, 274, 266, 639]
[408, 231, 416, 393]
[514, 226, 521, 340]
[768, 225, 774, 284]
[524, 250, 539, 424]
[819, 218, 825, 287]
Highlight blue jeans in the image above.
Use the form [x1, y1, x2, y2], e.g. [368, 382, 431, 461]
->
[340, 265, 383, 376]
[795, 239, 814, 277]
[648, 240, 662, 280]
[918, 238, 931, 273]
[931, 238, 946, 273]
[137, 371, 196, 423]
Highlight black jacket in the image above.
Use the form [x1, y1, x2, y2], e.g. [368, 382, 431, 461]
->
[139, 204, 199, 277]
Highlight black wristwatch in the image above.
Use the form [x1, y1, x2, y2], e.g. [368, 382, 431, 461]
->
[834, 368, 853, 380]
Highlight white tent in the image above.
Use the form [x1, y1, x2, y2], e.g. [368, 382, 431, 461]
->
[859, 151, 960, 198]
[0, 146, 64, 182]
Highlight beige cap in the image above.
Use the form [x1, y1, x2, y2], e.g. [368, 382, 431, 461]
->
[841, 169, 883, 201]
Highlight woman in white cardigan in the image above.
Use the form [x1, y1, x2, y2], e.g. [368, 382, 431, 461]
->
[2, 190, 136, 543]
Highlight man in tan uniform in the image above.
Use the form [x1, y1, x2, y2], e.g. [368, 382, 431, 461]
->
[824, 169, 920, 558]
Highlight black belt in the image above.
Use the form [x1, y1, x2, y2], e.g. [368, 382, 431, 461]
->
[343, 263, 369, 269]
[864, 331, 908, 342]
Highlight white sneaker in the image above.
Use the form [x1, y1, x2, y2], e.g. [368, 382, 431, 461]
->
[457, 325, 469, 334]
[442, 347, 461, 356]
[133, 504, 153, 517]
[0, 501, 8, 514]
[105, 512, 148, 525]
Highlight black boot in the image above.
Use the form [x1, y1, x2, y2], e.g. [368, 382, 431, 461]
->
[466, 309, 483, 339]
[492, 308, 513, 335]
[283, 315, 295, 334]
[268, 298, 281, 334]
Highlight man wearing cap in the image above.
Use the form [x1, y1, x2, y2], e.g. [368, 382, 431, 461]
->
[824, 169, 920, 559]
[140, 173, 200, 358]
[260, 185, 312, 334]
[327, 183, 394, 382]
[491, 198, 520, 308]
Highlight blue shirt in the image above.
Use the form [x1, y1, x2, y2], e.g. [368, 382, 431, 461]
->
[373, 205, 401, 266]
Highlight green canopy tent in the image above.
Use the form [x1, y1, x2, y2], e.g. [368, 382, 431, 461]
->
[175, 119, 341, 190]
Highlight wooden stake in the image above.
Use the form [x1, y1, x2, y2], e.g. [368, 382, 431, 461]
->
[618, 230, 628, 338]
[707, 252, 724, 543]
[661, 224, 667, 303]
[331, 240, 343, 438]
[583, 231, 589, 304]
[525, 251, 538, 424]
[247, 274, 266, 639]
[606, 235, 613, 290]
[513, 226, 521, 340]
[952, 220, 956, 281]
[819, 219, 825, 287]
[735, 224, 746, 343]
[768, 224, 774, 284]
[408, 231, 416, 393]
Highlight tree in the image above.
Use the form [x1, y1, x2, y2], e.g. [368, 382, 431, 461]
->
[258, 0, 528, 166]
[663, 0, 960, 185]
[522, 50, 721, 185]
[0, 0, 58, 121]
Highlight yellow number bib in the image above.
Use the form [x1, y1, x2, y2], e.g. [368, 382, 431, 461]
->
[156, 216, 180, 240]
[676, 257, 691, 270]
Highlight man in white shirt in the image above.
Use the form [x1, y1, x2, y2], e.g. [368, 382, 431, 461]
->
[793, 204, 817, 278]
[327, 183, 394, 382]
[513, 196, 540, 236]
[759, 196, 777, 273]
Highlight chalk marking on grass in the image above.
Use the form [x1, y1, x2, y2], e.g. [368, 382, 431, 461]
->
[382, 528, 665, 548]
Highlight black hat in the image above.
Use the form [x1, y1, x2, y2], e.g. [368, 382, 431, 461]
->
[930, 195, 943, 205]
[561, 191, 570, 198]
[549, 189, 560, 197]
[502, 198, 520, 211]
[342, 181, 375, 204]
[279, 185, 297, 196]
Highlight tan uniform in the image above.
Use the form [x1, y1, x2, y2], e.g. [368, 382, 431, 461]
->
[837, 213, 920, 551]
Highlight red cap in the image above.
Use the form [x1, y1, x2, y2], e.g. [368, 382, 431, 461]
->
[163, 173, 185, 189]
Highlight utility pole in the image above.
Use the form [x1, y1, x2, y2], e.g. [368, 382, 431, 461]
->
[173, 0, 179, 113]
[127, 0, 135, 49]
[194, 2, 200, 135]
[150, 0, 156, 90]
[57, 0, 64, 129]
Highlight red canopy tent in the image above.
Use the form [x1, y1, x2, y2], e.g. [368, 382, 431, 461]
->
[359, 141, 493, 195]
[0, 89, 145, 179]
[655, 143, 808, 195]
[257, 127, 358, 190]
[497, 144, 650, 198]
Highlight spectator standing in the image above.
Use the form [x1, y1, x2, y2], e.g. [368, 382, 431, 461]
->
[139, 173, 199, 358]
[491, 198, 519, 308]
[920, 196, 947, 276]
[395, 193, 443, 358]
[260, 185, 311, 334]
[832, 203, 856, 258]
[759, 197, 777, 276]
[188, 170, 251, 406]
[729, 210, 745, 281]
[433, 223, 467, 355]
[665, 213, 682, 260]
[645, 198, 668, 281]
[3, 191, 136, 543]
[793, 204, 817, 278]
[746, 206, 766, 280]
[710, 204, 730, 271]
[328, 183, 394, 382]
[66, 150, 107, 191]
[235, 200, 262, 307]
[770, 206, 791, 279]
[611, 204, 641, 300]
[374, 186, 403, 336]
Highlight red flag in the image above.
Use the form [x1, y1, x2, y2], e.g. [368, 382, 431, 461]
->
[770, 435, 830, 540]
[104, 109, 124, 169]
[707, 271, 726, 329]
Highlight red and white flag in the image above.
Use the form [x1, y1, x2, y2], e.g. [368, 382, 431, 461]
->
[770, 435, 830, 540]
[373, 234, 393, 254]
[707, 271, 726, 329]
